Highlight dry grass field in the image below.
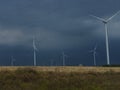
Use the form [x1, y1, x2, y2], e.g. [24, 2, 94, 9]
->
[0, 66, 120, 90]
[0, 66, 120, 73]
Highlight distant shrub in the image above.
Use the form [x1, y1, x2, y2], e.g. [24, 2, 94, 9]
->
[102, 65, 120, 67]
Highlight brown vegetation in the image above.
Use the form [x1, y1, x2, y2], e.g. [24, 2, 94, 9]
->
[0, 66, 120, 73]
[0, 67, 120, 90]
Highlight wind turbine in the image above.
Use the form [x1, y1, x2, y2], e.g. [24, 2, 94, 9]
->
[90, 10, 120, 65]
[11, 56, 15, 66]
[33, 36, 38, 66]
[90, 45, 97, 66]
[62, 52, 67, 66]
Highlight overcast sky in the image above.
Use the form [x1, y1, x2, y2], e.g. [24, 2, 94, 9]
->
[0, 0, 120, 66]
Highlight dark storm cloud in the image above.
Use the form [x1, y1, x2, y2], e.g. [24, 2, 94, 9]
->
[0, 0, 120, 49]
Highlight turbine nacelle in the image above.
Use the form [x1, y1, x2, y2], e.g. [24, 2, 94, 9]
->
[89, 45, 97, 54]
[102, 20, 108, 24]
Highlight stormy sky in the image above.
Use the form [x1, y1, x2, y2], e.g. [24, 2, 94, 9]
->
[0, 0, 120, 66]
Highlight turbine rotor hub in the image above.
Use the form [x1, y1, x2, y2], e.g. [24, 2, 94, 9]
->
[103, 21, 107, 24]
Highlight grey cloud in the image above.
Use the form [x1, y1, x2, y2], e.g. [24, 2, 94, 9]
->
[0, 28, 29, 45]
[0, 0, 119, 50]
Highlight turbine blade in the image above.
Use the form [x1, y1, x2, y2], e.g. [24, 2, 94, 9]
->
[107, 10, 120, 21]
[94, 44, 97, 51]
[62, 52, 68, 57]
[90, 15, 105, 21]
[33, 37, 38, 51]
[34, 44, 38, 50]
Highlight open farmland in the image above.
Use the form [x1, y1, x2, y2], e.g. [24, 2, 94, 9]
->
[0, 66, 120, 90]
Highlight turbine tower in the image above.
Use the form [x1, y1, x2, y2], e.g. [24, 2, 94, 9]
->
[90, 45, 97, 66]
[11, 56, 15, 66]
[62, 52, 67, 66]
[90, 10, 120, 65]
[33, 36, 37, 66]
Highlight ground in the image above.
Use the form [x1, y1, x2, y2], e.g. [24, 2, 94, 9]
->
[0, 66, 120, 90]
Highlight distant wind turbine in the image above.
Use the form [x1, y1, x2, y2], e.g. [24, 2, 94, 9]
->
[11, 56, 15, 66]
[90, 10, 120, 65]
[33, 36, 38, 66]
[62, 52, 67, 66]
[89, 45, 97, 66]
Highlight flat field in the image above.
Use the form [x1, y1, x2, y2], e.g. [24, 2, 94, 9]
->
[0, 66, 120, 73]
[0, 66, 120, 90]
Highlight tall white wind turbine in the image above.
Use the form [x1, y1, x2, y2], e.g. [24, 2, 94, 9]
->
[33, 36, 38, 66]
[90, 10, 120, 65]
[90, 45, 97, 66]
